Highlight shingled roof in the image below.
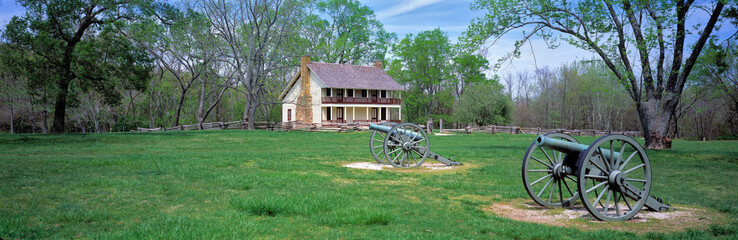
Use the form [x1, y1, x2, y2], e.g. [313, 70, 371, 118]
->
[307, 62, 403, 91]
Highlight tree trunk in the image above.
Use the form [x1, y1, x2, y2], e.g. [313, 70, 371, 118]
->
[41, 110, 48, 134]
[200, 86, 228, 130]
[78, 118, 86, 133]
[28, 97, 37, 133]
[52, 78, 71, 133]
[638, 99, 673, 149]
[174, 90, 186, 127]
[9, 105, 14, 134]
[92, 105, 100, 133]
[247, 103, 256, 130]
[149, 90, 155, 129]
[242, 101, 256, 130]
[197, 81, 206, 130]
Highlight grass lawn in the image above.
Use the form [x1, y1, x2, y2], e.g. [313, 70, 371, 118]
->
[1, 130, 736, 239]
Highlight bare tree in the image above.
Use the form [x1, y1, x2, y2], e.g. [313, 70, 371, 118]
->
[201, 0, 302, 129]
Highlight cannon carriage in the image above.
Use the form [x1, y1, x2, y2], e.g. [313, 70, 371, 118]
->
[523, 133, 672, 221]
[369, 122, 461, 168]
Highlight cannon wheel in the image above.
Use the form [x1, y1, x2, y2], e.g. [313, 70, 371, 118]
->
[576, 134, 652, 221]
[370, 122, 398, 164]
[384, 122, 429, 168]
[522, 132, 580, 207]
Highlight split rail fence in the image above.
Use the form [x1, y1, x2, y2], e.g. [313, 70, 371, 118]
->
[136, 121, 641, 137]
[440, 125, 641, 137]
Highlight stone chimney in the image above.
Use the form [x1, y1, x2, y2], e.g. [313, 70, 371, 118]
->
[296, 56, 313, 123]
[373, 60, 383, 69]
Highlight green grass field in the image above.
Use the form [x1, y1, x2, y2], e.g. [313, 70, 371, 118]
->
[1, 130, 736, 239]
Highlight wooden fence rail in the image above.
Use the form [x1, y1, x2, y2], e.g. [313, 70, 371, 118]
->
[441, 125, 641, 137]
[137, 121, 641, 137]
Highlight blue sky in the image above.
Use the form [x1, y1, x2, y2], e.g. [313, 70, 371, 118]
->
[361, 0, 596, 75]
[2, 0, 736, 77]
[359, 0, 480, 41]
[0, 0, 23, 28]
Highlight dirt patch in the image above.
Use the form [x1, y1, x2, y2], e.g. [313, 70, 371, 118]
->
[484, 200, 728, 233]
[343, 162, 458, 171]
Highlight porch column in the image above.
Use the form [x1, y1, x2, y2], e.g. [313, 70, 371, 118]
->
[398, 107, 401, 121]
[366, 107, 369, 122]
[352, 107, 355, 123]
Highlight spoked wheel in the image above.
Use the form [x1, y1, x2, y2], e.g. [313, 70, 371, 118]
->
[384, 122, 429, 168]
[577, 134, 651, 221]
[370, 122, 398, 164]
[522, 132, 580, 207]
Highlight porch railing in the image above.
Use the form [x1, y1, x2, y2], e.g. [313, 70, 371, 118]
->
[322, 97, 401, 105]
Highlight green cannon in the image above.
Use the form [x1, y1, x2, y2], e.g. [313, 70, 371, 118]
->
[523, 133, 672, 221]
[369, 122, 461, 168]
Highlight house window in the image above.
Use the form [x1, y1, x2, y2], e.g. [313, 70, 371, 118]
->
[287, 109, 292, 122]
[381, 90, 386, 98]
[347, 89, 354, 97]
[326, 107, 331, 120]
[326, 88, 331, 97]
[370, 90, 378, 98]
[361, 89, 367, 97]
[336, 89, 344, 97]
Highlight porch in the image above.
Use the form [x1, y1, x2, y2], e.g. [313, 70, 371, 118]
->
[321, 106, 401, 125]
[322, 96, 401, 105]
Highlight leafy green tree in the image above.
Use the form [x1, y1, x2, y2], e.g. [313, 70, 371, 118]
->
[454, 81, 513, 126]
[0, 45, 25, 134]
[451, 52, 490, 97]
[2, 0, 172, 132]
[466, 0, 727, 149]
[302, 0, 396, 64]
[1, 44, 56, 133]
[390, 29, 455, 122]
[132, 8, 219, 127]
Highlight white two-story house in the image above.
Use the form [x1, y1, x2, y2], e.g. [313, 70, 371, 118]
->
[279, 56, 403, 126]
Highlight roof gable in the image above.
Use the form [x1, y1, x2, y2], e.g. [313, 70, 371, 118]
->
[307, 62, 403, 91]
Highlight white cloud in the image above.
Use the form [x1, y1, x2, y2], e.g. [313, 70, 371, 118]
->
[376, 0, 444, 20]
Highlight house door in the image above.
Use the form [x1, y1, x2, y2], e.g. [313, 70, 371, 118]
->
[380, 108, 386, 121]
[326, 107, 331, 121]
[371, 108, 378, 122]
[336, 107, 344, 123]
[287, 109, 292, 122]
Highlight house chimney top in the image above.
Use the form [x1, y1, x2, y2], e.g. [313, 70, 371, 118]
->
[301, 55, 310, 65]
[373, 60, 382, 69]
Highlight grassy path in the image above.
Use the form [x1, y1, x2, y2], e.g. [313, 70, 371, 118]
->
[1, 131, 736, 239]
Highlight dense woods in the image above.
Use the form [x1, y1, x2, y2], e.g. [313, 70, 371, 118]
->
[0, 0, 736, 144]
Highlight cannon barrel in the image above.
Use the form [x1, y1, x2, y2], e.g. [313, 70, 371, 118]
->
[536, 135, 619, 160]
[369, 123, 425, 141]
